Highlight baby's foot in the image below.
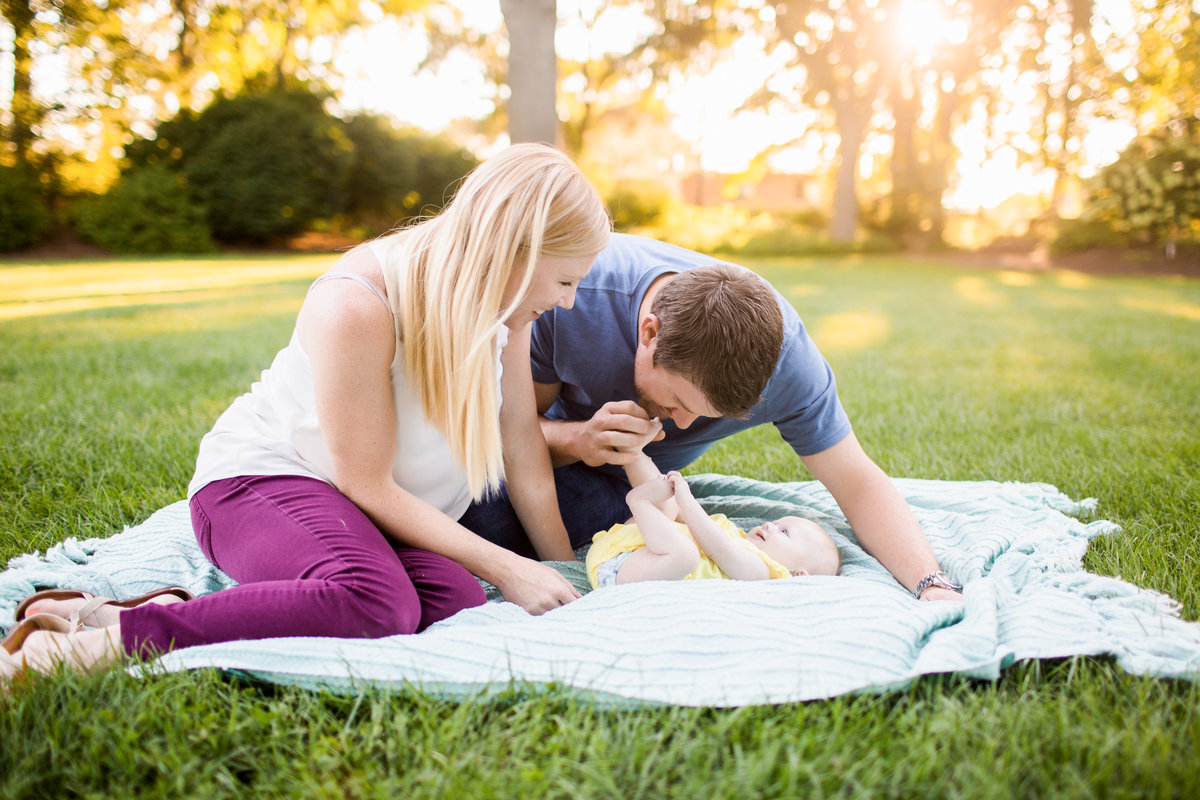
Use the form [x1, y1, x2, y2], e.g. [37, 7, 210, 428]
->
[627, 474, 675, 507]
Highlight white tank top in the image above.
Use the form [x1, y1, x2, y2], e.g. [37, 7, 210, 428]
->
[188, 240, 508, 521]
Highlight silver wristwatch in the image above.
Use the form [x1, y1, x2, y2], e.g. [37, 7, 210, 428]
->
[912, 570, 963, 598]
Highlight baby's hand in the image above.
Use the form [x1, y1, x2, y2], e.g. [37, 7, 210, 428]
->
[626, 473, 675, 507]
[666, 471, 699, 505]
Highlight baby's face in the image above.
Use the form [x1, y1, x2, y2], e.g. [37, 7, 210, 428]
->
[746, 516, 839, 576]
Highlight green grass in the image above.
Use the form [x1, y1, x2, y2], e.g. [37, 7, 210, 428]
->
[2, 254, 1199, 798]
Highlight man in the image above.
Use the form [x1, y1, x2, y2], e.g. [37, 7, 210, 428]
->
[459, 233, 963, 601]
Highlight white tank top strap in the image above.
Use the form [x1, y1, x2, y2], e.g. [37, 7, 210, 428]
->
[311, 271, 391, 316]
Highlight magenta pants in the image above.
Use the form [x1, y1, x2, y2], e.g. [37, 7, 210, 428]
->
[119, 475, 487, 657]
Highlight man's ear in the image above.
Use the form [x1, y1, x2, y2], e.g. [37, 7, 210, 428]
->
[638, 313, 660, 347]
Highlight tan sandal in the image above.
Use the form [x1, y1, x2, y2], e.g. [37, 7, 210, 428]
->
[15, 586, 194, 630]
[2, 613, 75, 683]
[3, 612, 73, 652]
[2, 613, 107, 678]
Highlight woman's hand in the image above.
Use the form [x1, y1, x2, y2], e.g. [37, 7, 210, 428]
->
[495, 557, 582, 615]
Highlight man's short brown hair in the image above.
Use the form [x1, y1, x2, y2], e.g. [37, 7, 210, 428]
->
[650, 264, 784, 418]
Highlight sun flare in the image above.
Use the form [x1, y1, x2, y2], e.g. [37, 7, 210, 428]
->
[893, 0, 968, 61]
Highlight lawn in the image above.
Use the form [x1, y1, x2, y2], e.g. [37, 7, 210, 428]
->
[1, 253, 1198, 798]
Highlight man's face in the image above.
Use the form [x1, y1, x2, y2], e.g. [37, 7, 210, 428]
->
[632, 318, 721, 429]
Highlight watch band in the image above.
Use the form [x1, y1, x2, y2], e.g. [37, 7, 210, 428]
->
[912, 570, 963, 599]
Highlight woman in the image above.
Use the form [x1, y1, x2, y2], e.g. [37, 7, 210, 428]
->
[8, 143, 611, 674]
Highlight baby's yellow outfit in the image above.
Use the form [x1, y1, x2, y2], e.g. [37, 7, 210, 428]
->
[585, 513, 792, 589]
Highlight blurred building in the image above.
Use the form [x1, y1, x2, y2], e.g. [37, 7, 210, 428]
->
[582, 104, 820, 212]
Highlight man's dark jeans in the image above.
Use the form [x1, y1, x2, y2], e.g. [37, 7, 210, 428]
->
[458, 462, 632, 559]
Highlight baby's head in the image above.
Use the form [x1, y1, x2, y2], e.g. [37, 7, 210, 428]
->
[746, 516, 841, 577]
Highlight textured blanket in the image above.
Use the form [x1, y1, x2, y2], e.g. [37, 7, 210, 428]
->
[2, 475, 1198, 707]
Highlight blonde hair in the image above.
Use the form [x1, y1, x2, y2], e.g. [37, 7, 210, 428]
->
[381, 143, 610, 499]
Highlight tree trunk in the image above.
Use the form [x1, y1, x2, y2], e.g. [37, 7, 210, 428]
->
[500, 0, 558, 146]
[889, 69, 920, 233]
[171, 0, 194, 73]
[2, 0, 37, 168]
[831, 107, 867, 242]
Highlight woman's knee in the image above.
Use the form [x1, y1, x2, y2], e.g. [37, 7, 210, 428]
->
[343, 582, 424, 638]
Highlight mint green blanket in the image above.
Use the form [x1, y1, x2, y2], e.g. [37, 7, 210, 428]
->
[2, 475, 1198, 707]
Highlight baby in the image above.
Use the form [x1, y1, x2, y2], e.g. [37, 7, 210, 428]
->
[586, 452, 841, 589]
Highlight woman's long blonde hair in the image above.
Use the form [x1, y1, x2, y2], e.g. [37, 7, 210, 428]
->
[381, 143, 610, 499]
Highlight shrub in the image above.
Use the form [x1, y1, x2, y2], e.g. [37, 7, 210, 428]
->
[605, 181, 675, 231]
[342, 115, 477, 235]
[0, 166, 51, 251]
[71, 167, 214, 254]
[639, 202, 896, 257]
[1049, 216, 1126, 256]
[1079, 127, 1200, 249]
[127, 90, 354, 242]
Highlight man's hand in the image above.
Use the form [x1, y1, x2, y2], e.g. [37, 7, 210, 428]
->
[918, 586, 965, 602]
[576, 401, 664, 467]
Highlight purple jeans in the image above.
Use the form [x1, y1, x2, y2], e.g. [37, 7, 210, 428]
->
[119, 475, 486, 657]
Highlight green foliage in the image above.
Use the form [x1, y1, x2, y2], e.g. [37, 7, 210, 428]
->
[0, 166, 51, 251]
[342, 114, 477, 235]
[128, 90, 355, 242]
[69, 167, 215, 254]
[1049, 216, 1126, 256]
[716, 227, 898, 257]
[605, 180, 675, 231]
[1079, 127, 1200, 248]
[640, 202, 897, 256]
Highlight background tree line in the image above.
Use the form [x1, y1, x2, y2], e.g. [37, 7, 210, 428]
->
[1, 0, 1197, 255]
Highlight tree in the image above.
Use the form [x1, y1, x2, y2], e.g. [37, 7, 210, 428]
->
[500, 0, 558, 145]
[556, 0, 740, 160]
[489, 1, 740, 158]
[2, 0, 430, 190]
[1107, 0, 1199, 133]
[884, 0, 1021, 241]
[0, 0, 103, 169]
[771, 0, 902, 242]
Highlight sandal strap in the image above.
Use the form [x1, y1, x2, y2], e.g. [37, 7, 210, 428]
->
[69, 596, 118, 630]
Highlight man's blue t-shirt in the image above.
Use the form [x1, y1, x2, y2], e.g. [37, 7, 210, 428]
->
[530, 233, 852, 476]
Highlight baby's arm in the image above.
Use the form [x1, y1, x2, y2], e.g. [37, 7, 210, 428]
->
[614, 475, 699, 583]
[622, 451, 679, 522]
[668, 472, 770, 581]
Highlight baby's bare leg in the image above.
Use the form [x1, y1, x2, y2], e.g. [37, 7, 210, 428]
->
[614, 545, 698, 583]
[618, 476, 701, 583]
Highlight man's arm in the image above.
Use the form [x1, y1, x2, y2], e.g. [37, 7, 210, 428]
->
[801, 431, 961, 601]
[534, 381, 664, 468]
